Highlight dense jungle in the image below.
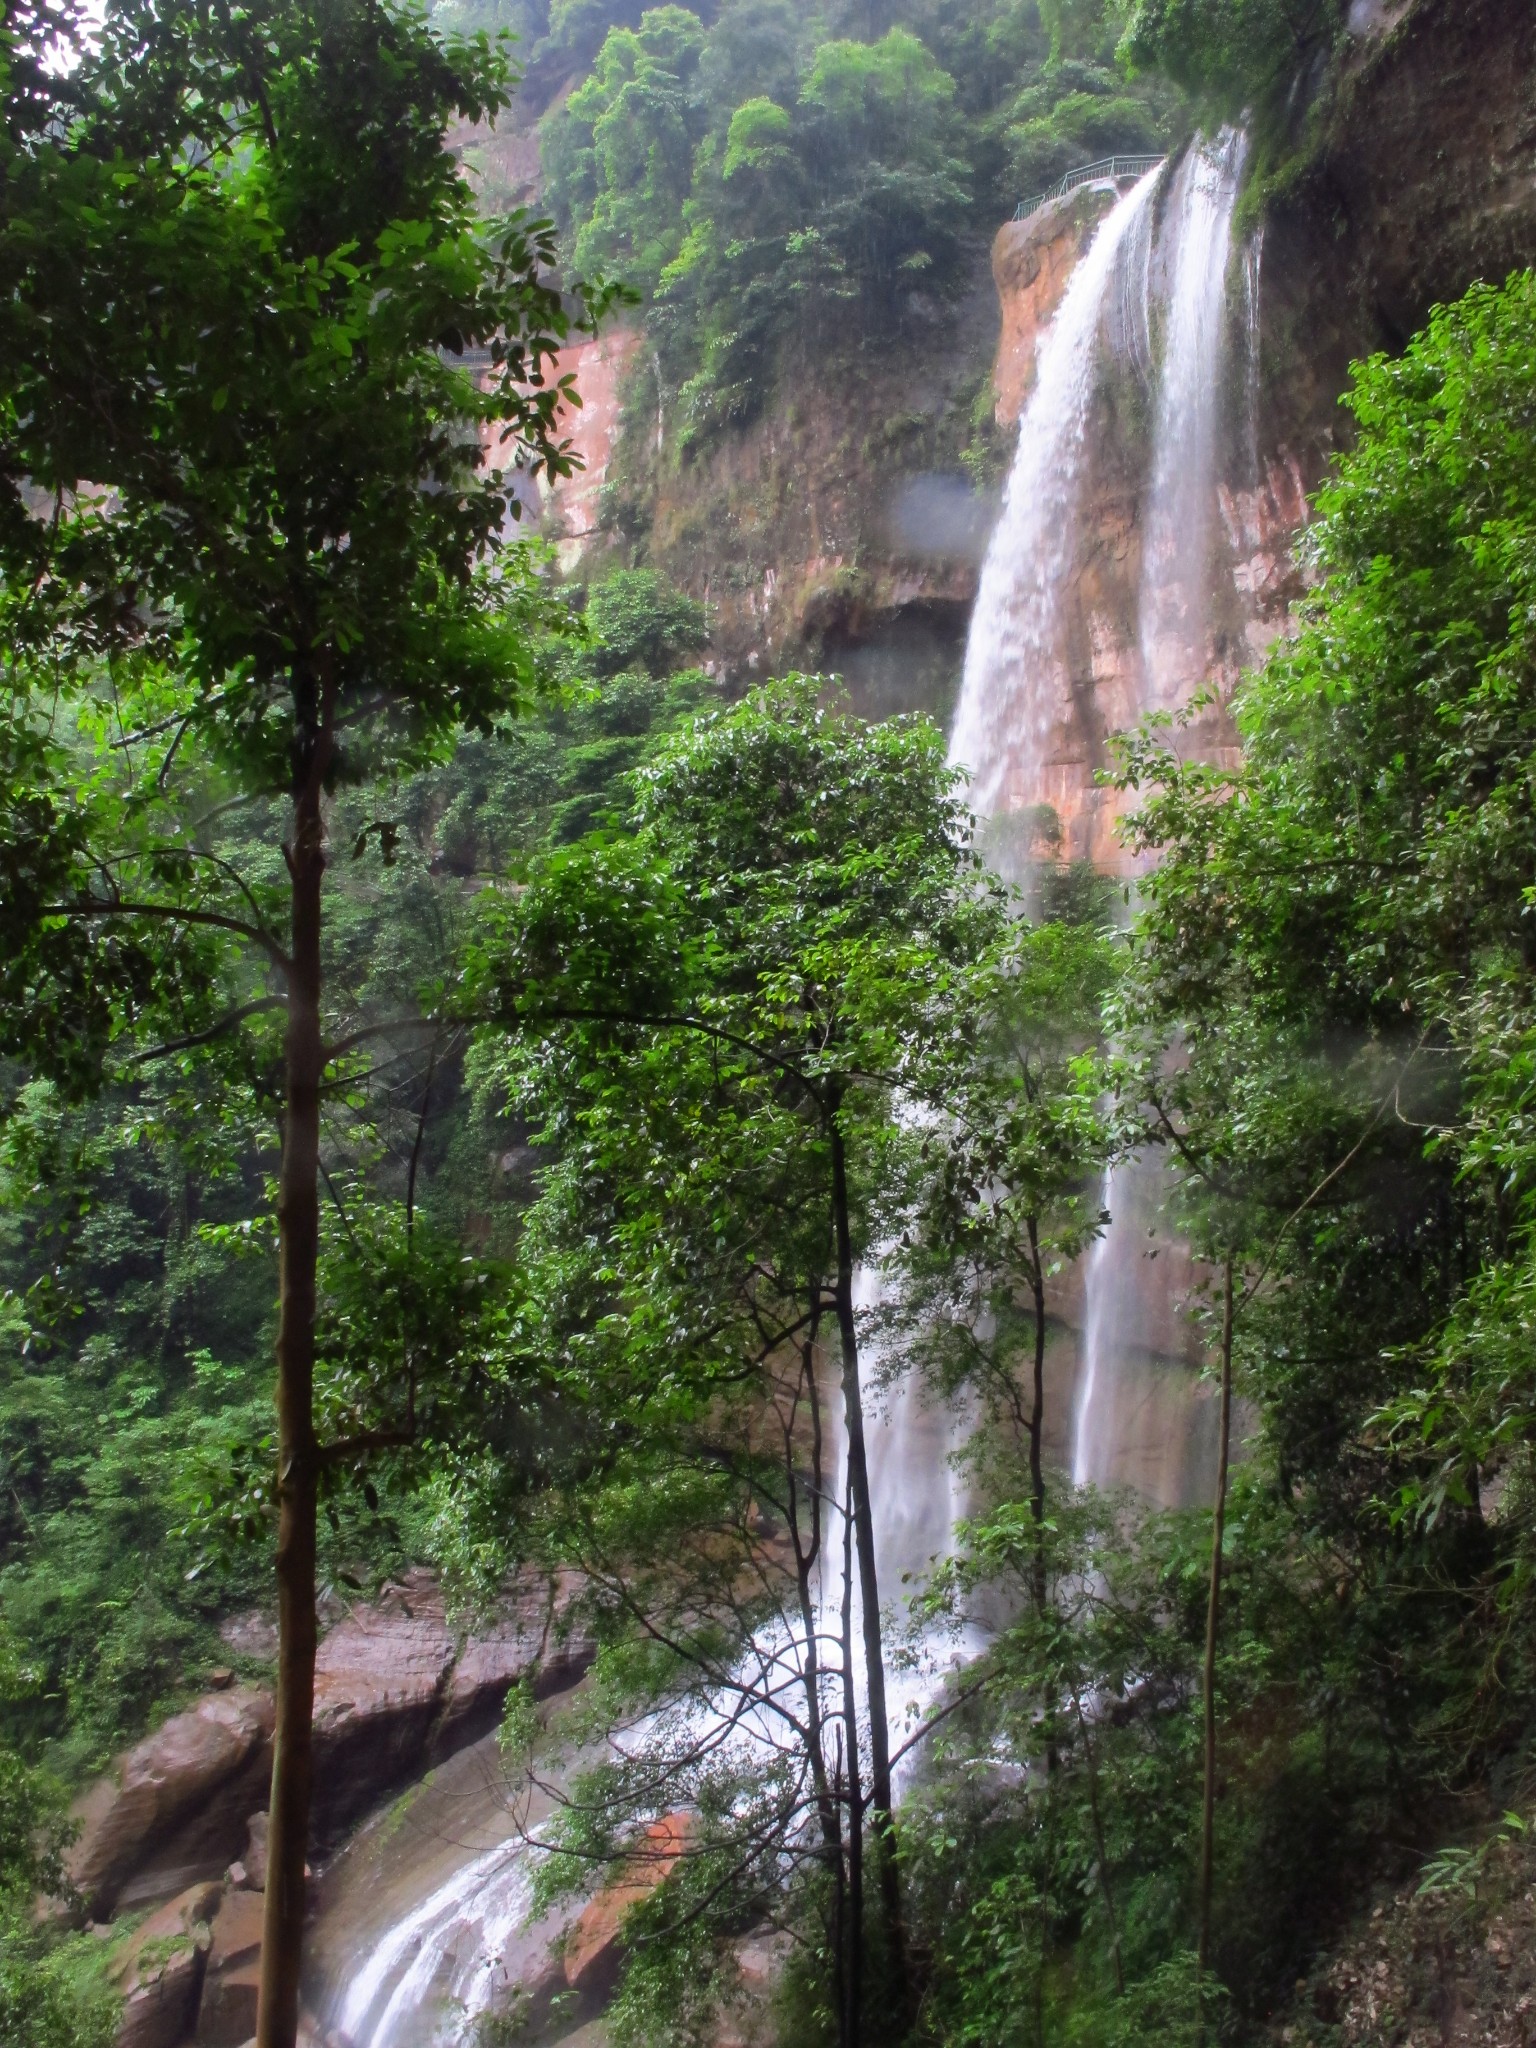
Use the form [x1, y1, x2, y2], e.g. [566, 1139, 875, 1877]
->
[2, 1, 1536, 2046]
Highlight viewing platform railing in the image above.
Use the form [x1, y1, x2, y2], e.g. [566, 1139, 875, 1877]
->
[1014, 155, 1166, 223]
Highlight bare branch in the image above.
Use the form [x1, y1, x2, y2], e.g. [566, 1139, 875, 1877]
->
[123, 993, 288, 1066]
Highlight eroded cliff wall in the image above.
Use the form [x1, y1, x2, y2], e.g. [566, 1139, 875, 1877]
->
[551, 276, 1004, 715]
[538, 0, 1535, 763]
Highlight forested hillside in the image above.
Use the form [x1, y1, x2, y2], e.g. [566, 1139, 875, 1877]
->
[472, 0, 1193, 674]
[2, 4, 1536, 2048]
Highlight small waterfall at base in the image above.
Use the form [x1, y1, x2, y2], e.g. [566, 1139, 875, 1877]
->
[947, 164, 1163, 818]
[1138, 128, 1248, 707]
[316, 1323, 973, 2048]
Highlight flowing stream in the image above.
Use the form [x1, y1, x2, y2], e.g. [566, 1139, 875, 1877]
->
[315, 136, 1254, 2046]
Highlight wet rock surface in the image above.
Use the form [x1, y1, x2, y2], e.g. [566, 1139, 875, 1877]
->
[991, 186, 1117, 429]
[72, 1571, 592, 1919]
[108, 1880, 220, 2048]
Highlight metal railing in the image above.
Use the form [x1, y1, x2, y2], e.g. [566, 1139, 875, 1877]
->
[1014, 154, 1166, 223]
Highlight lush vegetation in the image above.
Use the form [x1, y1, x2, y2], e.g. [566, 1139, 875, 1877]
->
[534, 0, 1178, 437]
[1118, 0, 1346, 124]
[471, 270, 1536, 2048]
[3, 0, 1536, 2046]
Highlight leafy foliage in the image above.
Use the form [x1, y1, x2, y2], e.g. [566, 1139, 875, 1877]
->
[542, 0, 1176, 435]
[0, 565, 712, 1773]
[1119, 0, 1346, 124]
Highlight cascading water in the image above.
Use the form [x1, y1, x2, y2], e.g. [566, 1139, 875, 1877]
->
[852, 1267, 982, 1779]
[947, 164, 1164, 823]
[1244, 225, 1266, 487]
[316, 138, 1259, 2048]
[946, 137, 1248, 1499]
[1137, 128, 1248, 708]
[1069, 133, 1247, 1499]
[1070, 1154, 1221, 1505]
[334, 1847, 535, 2048]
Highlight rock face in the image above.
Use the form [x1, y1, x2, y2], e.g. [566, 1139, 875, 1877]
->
[1259, 0, 1536, 478]
[108, 1880, 221, 2048]
[563, 1812, 693, 1999]
[70, 1690, 276, 1924]
[990, 186, 1117, 428]
[542, 323, 646, 573]
[548, 258, 1002, 692]
[71, 1571, 592, 1919]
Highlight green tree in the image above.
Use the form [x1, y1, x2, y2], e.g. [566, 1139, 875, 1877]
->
[468, 680, 1008, 2039]
[0, 2, 606, 2037]
[795, 28, 970, 302]
[1080, 270, 1536, 2023]
[544, 5, 708, 292]
[1119, 0, 1344, 123]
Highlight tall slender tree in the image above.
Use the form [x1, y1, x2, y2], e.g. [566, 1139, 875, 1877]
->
[0, 5, 604, 2040]
[475, 681, 1008, 2033]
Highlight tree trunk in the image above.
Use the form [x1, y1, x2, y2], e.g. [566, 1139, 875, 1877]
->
[1195, 1252, 1235, 2034]
[839, 1475, 863, 2048]
[1076, 1694, 1124, 1995]
[829, 1117, 906, 2017]
[791, 1312, 840, 1858]
[1026, 1215, 1048, 1620]
[257, 713, 331, 2048]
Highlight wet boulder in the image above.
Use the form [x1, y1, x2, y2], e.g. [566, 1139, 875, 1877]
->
[109, 1880, 221, 2048]
[73, 1693, 274, 1920]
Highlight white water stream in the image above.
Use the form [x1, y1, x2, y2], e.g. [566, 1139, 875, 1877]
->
[318, 136, 1254, 2047]
[947, 164, 1163, 822]
[335, 1848, 535, 2047]
[1138, 128, 1248, 708]
[1070, 134, 1245, 1493]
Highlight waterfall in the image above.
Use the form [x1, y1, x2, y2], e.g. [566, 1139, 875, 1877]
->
[1137, 129, 1248, 708]
[1072, 1166, 1117, 1489]
[318, 141, 1254, 2048]
[334, 1846, 536, 2048]
[851, 1266, 980, 1781]
[1070, 1153, 1219, 1504]
[1073, 133, 1247, 1498]
[1244, 225, 1266, 487]
[947, 165, 1163, 818]
[945, 136, 1246, 1500]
